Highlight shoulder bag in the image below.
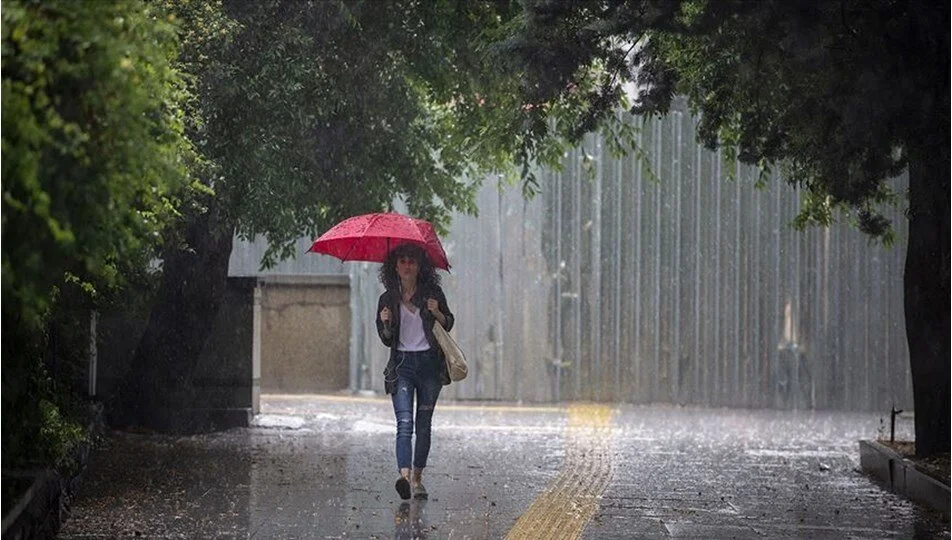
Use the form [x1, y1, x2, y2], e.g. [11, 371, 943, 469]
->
[432, 323, 468, 382]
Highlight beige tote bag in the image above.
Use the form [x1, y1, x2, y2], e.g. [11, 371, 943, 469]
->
[432, 323, 468, 382]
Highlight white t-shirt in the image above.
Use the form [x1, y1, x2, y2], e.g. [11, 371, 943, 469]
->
[398, 303, 430, 352]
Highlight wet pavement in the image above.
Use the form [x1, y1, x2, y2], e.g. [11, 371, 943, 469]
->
[60, 395, 949, 539]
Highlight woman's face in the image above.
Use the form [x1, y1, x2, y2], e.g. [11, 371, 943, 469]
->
[396, 255, 420, 283]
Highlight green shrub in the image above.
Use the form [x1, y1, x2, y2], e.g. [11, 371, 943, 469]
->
[1, 0, 190, 479]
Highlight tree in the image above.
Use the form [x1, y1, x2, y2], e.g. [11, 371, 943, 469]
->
[501, 0, 949, 455]
[119, 0, 556, 426]
[2, 0, 191, 466]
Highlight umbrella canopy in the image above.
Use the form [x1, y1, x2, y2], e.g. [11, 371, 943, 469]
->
[307, 212, 451, 270]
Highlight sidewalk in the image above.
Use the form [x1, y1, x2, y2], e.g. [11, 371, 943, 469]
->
[59, 395, 950, 539]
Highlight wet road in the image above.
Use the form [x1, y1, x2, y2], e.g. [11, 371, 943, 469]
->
[60, 395, 949, 539]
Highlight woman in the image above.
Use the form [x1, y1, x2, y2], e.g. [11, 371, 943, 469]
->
[376, 243, 454, 500]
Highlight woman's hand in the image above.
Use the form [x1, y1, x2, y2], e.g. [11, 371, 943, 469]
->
[380, 306, 392, 324]
[426, 298, 447, 327]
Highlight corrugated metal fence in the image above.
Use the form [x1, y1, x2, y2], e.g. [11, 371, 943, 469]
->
[232, 111, 912, 412]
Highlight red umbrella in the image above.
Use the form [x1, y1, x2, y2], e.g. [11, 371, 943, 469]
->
[307, 212, 451, 270]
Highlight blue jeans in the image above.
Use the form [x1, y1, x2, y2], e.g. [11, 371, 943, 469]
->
[390, 349, 442, 470]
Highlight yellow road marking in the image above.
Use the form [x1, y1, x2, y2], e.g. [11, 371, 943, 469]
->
[505, 404, 615, 540]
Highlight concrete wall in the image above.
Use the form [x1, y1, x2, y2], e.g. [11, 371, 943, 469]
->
[94, 311, 149, 403]
[96, 277, 259, 430]
[258, 275, 350, 393]
[187, 276, 258, 424]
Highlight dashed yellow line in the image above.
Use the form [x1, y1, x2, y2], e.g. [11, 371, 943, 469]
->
[505, 404, 615, 540]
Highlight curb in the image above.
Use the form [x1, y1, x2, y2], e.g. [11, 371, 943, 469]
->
[1, 402, 105, 539]
[1, 470, 61, 539]
[859, 440, 950, 517]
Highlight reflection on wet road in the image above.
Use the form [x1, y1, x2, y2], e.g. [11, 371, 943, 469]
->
[60, 395, 949, 539]
[394, 499, 427, 538]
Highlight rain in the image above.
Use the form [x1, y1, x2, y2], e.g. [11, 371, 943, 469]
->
[7, 2, 947, 538]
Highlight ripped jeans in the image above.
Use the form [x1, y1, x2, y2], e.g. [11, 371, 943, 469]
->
[390, 349, 443, 470]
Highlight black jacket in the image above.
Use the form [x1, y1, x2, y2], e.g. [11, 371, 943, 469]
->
[376, 284, 455, 394]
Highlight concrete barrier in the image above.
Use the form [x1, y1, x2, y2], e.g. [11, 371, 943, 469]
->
[859, 440, 950, 517]
[258, 275, 350, 394]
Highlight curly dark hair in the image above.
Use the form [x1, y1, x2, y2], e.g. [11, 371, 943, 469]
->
[378, 243, 441, 291]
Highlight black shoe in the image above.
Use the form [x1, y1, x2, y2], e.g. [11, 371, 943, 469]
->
[395, 476, 411, 500]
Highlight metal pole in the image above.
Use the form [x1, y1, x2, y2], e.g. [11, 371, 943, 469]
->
[349, 270, 361, 392]
[694, 143, 702, 405]
[574, 151, 583, 400]
[734, 160, 742, 405]
[713, 149, 722, 404]
[495, 185, 505, 399]
[672, 113, 682, 403]
[88, 311, 98, 397]
[592, 137, 603, 401]
[634, 123, 643, 400]
[772, 173, 782, 408]
[554, 169, 563, 403]
[614, 119, 623, 402]
[792, 188, 801, 409]
[752, 172, 761, 406]
[653, 120, 662, 402]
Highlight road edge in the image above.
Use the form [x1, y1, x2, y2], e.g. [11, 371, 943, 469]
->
[859, 440, 950, 517]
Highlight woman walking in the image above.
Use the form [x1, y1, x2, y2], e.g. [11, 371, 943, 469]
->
[376, 243, 454, 500]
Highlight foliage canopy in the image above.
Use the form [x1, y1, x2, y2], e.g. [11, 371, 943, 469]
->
[2, 0, 190, 328]
[501, 0, 948, 239]
[168, 0, 566, 268]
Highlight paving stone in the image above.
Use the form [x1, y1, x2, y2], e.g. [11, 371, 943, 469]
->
[59, 396, 949, 539]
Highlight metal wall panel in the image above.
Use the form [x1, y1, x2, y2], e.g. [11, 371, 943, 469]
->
[232, 112, 912, 412]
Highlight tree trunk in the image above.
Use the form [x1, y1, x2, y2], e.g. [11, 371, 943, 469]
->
[117, 203, 235, 430]
[905, 149, 950, 457]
